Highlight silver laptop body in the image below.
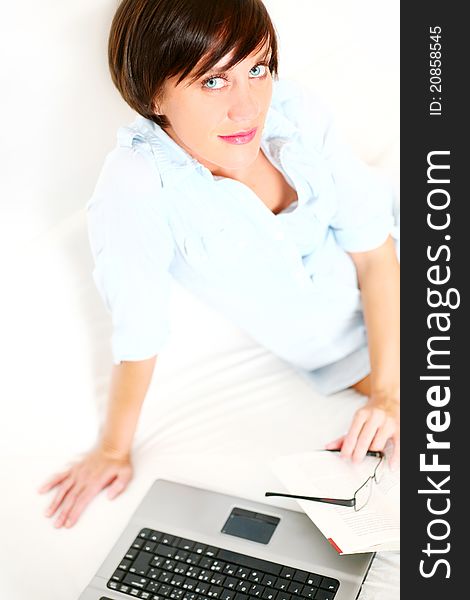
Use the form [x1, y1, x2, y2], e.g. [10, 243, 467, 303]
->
[78, 479, 374, 600]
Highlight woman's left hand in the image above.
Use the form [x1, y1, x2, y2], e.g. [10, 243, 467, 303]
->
[325, 394, 400, 470]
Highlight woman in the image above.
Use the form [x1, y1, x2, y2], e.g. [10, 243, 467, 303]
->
[38, 0, 399, 529]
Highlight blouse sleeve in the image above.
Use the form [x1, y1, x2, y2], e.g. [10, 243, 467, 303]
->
[273, 78, 396, 253]
[86, 145, 175, 364]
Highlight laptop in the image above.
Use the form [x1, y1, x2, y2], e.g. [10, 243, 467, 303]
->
[78, 478, 374, 600]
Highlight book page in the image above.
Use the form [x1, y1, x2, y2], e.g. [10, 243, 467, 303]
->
[270, 451, 400, 554]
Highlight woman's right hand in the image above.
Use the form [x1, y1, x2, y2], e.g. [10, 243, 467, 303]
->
[37, 444, 133, 529]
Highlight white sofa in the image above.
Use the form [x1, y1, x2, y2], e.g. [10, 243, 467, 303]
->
[0, 1, 399, 598]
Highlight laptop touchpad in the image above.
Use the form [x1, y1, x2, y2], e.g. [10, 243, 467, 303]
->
[221, 507, 280, 544]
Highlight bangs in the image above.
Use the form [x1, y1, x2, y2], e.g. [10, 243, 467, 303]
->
[167, 0, 279, 86]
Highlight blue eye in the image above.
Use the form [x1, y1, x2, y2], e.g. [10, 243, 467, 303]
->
[201, 62, 269, 90]
[203, 77, 223, 90]
[250, 65, 267, 77]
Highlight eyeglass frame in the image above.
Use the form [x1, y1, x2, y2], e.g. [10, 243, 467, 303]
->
[265, 450, 385, 512]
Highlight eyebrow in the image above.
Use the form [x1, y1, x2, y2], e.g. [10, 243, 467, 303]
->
[208, 49, 272, 75]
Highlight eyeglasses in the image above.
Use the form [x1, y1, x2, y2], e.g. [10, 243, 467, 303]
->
[265, 450, 386, 512]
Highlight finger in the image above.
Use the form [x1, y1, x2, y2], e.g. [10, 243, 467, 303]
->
[38, 470, 70, 494]
[340, 411, 369, 458]
[44, 477, 75, 518]
[352, 417, 384, 463]
[64, 488, 99, 528]
[324, 436, 345, 450]
[369, 420, 395, 453]
[54, 483, 86, 528]
[107, 471, 132, 500]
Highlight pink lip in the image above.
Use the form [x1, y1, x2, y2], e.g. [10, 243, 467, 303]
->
[218, 127, 257, 145]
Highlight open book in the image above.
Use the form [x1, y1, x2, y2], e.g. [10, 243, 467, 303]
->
[269, 451, 399, 555]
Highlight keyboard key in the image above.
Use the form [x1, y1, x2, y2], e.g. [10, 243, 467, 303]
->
[211, 573, 226, 586]
[195, 581, 210, 594]
[314, 590, 335, 600]
[146, 581, 161, 593]
[280, 567, 296, 580]
[208, 585, 223, 597]
[234, 594, 249, 600]
[261, 588, 278, 600]
[162, 559, 177, 571]
[151, 556, 167, 568]
[156, 543, 178, 558]
[287, 581, 303, 595]
[118, 558, 133, 571]
[158, 584, 172, 597]
[276, 593, 292, 600]
[173, 561, 189, 575]
[177, 538, 195, 551]
[300, 586, 318, 599]
[123, 573, 149, 589]
[169, 589, 184, 599]
[158, 571, 173, 584]
[161, 534, 175, 545]
[143, 541, 157, 553]
[306, 575, 322, 588]
[261, 574, 276, 587]
[319, 577, 339, 592]
[274, 579, 290, 591]
[111, 569, 126, 582]
[130, 551, 154, 575]
[248, 570, 263, 583]
[249, 583, 265, 597]
[170, 574, 186, 587]
[235, 566, 251, 579]
[185, 553, 201, 566]
[205, 545, 219, 557]
[224, 577, 238, 590]
[200, 556, 216, 569]
[126, 548, 140, 561]
[147, 567, 162, 580]
[236, 579, 251, 593]
[223, 563, 237, 576]
[218, 549, 282, 576]
[149, 531, 164, 543]
[174, 550, 189, 562]
[220, 590, 237, 600]
[193, 542, 207, 554]
[186, 566, 200, 579]
[293, 571, 308, 584]
[198, 569, 212, 582]
[139, 528, 153, 539]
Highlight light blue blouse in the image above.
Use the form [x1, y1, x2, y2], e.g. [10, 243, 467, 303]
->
[86, 78, 399, 395]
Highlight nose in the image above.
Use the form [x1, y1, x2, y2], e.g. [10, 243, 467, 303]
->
[226, 84, 260, 124]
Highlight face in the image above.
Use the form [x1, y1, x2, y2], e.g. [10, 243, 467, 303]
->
[156, 44, 273, 180]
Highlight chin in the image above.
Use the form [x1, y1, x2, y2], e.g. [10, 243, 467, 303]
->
[223, 144, 260, 164]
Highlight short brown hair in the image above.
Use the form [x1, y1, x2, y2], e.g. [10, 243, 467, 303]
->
[108, 0, 279, 128]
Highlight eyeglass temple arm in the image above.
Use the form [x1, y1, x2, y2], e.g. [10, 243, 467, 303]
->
[326, 449, 384, 458]
[264, 491, 354, 507]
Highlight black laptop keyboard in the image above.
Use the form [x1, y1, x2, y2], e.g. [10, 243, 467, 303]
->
[102, 528, 340, 600]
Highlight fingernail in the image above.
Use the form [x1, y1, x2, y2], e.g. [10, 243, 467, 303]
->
[65, 519, 72, 528]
